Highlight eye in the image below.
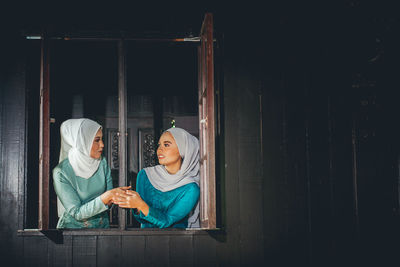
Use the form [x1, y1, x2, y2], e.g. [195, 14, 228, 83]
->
[164, 143, 170, 147]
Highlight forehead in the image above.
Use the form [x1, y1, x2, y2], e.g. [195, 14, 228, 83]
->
[95, 128, 103, 137]
[159, 131, 176, 143]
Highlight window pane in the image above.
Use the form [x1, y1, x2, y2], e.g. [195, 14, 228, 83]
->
[51, 41, 118, 228]
[126, 42, 198, 228]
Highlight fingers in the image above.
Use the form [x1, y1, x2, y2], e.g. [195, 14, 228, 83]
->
[118, 186, 131, 190]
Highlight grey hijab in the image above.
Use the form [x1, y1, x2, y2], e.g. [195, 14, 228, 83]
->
[144, 127, 200, 228]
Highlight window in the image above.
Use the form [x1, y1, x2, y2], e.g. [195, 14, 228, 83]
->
[27, 13, 217, 231]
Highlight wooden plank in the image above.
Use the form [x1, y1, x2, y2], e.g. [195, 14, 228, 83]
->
[145, 235, 170, 266]
[23, 236, 48, 266]
[261, 72, 293, 265]
[97, 236, 121, 267]
[169, 235, 194, 266]
[72, 236, 97, 267]
[215, 62, 241, 265]
[38, 35, 50, 230]
[48, 235, 73, 267]
[237, 81, 264, 265]
[121, 236, 145, 266]
[0, 40, 27, 266]
[118, 40, 127, 230]
[193, 234, 217, 266]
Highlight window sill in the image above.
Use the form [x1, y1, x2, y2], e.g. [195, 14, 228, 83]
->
[17, 228, 222, 237]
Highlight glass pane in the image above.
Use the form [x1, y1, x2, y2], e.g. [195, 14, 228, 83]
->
[50, 41, 119, 228]
[126, 42, 198, 228]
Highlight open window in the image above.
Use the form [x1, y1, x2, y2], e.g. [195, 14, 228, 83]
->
[28, 13, 217, 231]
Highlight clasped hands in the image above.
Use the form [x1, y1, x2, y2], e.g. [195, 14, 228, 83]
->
[101, 186, 149, 216]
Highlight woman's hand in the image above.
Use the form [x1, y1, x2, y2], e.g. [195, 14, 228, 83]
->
[113, 190, 149, 216]
[100, 186, 131, 206]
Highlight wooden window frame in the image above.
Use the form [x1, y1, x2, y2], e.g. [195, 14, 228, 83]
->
[35, 13, 217, 231]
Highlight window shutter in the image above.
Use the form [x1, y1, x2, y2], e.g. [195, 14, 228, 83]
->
[38, 35, 50, 230]
[198, 13, 216, 229]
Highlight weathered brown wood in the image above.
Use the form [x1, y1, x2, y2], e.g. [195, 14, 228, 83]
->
[38, 34, 50, 230]
[198, 12, 217, 229]
[118, 40, 127, 230]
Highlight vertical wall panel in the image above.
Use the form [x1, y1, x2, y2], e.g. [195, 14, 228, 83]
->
[217, 61, 241, 265]
[97, 236, 121, 267]
[72, 236, 97, 267]
[145, 236, 169, 266]
[121, 236, 145, 266]
[23, 236, 48, 266]
[194, 235, 217, 267]
[48, 235, 73, 267]
[169, 235, 194, 266]
[237, 81, 264, 265]
[0, 37, 26, 265]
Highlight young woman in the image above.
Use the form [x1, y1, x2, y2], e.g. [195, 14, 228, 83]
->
[53, 118, 130, 229]
[114, 127, 200, 228]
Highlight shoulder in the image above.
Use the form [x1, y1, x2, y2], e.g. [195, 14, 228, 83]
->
[53, 158, 70, 175]
[53, 158, 72, 181]
[180, 182, 200, 196]
[99, 157, 109, 170]
[137, 169, 149, 183]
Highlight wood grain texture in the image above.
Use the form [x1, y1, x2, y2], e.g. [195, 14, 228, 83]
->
[72, 236, 97, 267]
[97, 236, 121, 267]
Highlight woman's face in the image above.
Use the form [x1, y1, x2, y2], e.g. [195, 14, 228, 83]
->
[157, 131, 182, 171]
[90, 129, 104, 159]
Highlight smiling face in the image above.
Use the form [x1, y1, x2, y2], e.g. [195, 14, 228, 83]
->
[157, 131, 182, 174]
[90, 129, 104, 159]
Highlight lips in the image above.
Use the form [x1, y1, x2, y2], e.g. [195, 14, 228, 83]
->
[158, 155, 165, 159]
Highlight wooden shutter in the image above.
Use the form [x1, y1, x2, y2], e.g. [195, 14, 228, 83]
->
[198, 13, 216, 229]
[38, 35, 50, 230]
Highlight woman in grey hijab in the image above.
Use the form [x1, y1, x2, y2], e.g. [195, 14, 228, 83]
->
[114, 127, 200, 228]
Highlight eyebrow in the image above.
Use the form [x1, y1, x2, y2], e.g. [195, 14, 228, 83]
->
[163, 141, 172, 144]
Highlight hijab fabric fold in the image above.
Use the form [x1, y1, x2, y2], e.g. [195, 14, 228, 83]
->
[144, 127, 200, 228]
[57, 118, 102, 217]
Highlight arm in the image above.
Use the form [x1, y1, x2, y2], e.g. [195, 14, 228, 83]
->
[139, 185, 199, 228]
[53, 169, 108, 221]
[116, 184, 200, 228]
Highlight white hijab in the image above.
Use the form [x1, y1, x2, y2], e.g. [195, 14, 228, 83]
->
[57, 118, 102, 216]
[144, 127, 200, 228]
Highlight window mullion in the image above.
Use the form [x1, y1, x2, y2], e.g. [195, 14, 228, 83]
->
[118, 40, 128, 230]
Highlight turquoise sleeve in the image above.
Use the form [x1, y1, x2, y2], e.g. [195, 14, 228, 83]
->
[53, 169, 108, 221]
[132, 170, 150, 225]
[105, 162, 113, 191]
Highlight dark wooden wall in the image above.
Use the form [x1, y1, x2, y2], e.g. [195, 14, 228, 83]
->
[1, 3, 400, 266]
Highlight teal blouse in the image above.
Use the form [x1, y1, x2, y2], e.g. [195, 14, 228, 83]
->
[53, 157, 113, 229]
[133, 169, 200, 228]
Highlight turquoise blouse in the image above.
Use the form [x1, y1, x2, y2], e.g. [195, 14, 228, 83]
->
[53, 157, 113, 229]
[133, 169, 200, 228]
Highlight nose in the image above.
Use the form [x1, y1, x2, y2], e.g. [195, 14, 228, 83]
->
[100, 140, 104, 148]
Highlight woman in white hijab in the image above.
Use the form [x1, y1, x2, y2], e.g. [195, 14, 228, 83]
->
[53, 118, 130, 229]
[114, 127, 200, 228]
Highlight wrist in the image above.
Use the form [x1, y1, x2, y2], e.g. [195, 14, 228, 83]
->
[100, 191, 111, 205]
[137, 200, 149, 216]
